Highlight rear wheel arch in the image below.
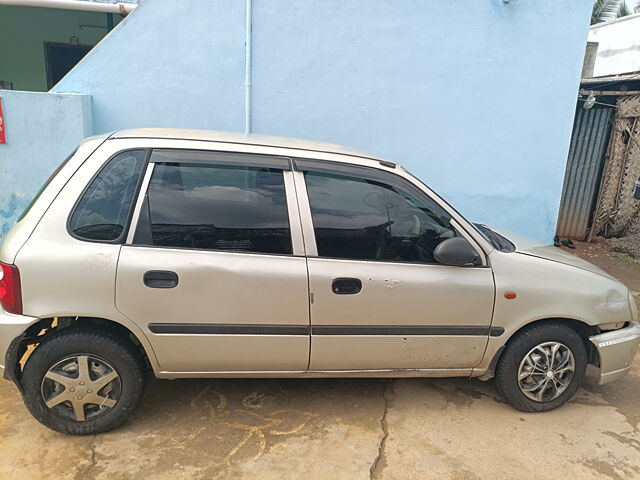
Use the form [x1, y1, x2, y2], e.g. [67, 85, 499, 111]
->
[5, 316, 156, 390]
[21, 325, 147, 434]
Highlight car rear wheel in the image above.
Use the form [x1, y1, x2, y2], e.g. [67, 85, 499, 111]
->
[495, 322, 587, 412]
[22, 326, 146, 435]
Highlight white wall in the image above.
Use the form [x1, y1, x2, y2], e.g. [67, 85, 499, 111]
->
[589, 13, 640, 77]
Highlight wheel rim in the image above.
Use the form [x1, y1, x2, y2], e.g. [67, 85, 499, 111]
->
[517, 341, 575, 403]
[40, 355, 121, 422]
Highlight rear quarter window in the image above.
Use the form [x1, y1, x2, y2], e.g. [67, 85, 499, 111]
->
[68, 150, 147, 242]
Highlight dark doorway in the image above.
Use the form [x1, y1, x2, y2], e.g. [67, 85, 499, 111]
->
[44, 42, 92, 90]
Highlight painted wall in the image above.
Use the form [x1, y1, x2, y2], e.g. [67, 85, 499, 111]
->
[49, 0, 593, 242]
[55, 0, 248, 133]
[0, 90, 93, 236]
[588, 13, 640, 77]
[0, 6, 123, 92]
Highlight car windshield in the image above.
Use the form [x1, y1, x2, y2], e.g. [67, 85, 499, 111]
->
[473, 223, 516, 253]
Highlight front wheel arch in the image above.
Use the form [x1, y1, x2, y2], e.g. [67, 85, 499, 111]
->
[481, 318, 600, 381]
[494, 320, 590, 411]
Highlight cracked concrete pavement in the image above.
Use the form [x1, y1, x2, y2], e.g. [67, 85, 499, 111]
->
[0, 243, 639, 479]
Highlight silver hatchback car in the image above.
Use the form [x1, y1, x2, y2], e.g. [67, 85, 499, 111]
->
[1, 129, 639, 435]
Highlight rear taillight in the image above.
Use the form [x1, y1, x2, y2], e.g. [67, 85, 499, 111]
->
[0, 262, 22, 315]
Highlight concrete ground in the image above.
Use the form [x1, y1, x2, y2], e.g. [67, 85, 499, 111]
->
[1, 243, 639, 479]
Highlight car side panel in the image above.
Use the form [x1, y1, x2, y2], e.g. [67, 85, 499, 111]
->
[473, 250, 632, 376]
[115, 246, 310, 372]
[307, 258, 495, 370]
[14, 140, 162, 372]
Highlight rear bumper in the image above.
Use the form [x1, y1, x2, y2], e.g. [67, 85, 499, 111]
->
[0, 309, 38, 378]
[590, 321, 640, 385]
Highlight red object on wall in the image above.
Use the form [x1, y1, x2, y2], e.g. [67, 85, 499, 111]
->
[0, 97, 5, 144]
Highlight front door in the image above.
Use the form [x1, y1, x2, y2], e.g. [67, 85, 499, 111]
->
[295, 162, 496, 371]
[116, 149, 309, 373]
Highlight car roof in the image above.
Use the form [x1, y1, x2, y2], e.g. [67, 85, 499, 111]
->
[110, 128, 393, 165]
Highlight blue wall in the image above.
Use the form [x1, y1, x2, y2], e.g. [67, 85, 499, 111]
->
[0, 91, 92, 237]
[50, 0, 592, 242]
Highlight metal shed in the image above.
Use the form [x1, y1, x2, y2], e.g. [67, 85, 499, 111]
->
[556, 106, 614, 239]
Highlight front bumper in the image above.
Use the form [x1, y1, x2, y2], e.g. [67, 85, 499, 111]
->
[0, 308, 39, 377]
[590, 321, 640, 385]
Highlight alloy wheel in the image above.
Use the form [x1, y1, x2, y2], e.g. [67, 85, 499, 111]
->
[40, 355, 121, 421]
[517, 341, 575, 402]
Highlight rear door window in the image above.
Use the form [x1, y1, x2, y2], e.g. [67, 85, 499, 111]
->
[69, 150, 147, 242]
[137, 154, 292, 255]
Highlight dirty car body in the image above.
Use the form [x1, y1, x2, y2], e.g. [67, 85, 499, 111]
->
[0, 129, 638, 434]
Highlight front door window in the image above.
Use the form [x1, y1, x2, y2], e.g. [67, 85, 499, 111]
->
[304, 170, 456, 263]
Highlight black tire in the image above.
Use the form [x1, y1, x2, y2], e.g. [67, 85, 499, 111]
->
[21, 326, 146, 435]
[495, 322, 587, 412]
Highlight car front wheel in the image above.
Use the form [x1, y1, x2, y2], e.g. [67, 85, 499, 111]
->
[495, 322, 587, 412]
[21, 326, 146, 435]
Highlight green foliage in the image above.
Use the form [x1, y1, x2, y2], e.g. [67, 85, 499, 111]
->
[592, 0, 639, 24]
[592, 0, 622, 24]
[618, 2, 632, 16]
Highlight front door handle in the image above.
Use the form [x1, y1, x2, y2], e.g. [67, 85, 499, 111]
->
[144, 270, 179, 289]
[332, 277, 362, 295]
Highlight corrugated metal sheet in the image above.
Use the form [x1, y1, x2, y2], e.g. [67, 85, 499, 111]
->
[557, 106, 615, 239]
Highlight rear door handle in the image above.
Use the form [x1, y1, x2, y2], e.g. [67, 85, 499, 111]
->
[332, 277, 362, 295]
[144, 270, 179, 289]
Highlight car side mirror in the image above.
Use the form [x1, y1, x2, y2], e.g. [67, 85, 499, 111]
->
[433, 237, 481, 267]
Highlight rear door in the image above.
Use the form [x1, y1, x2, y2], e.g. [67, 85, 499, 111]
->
[116, 149, 310, 373]
[294, 161, 496, 371]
